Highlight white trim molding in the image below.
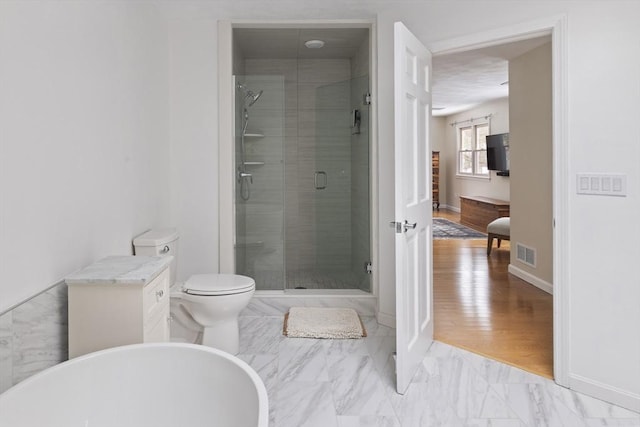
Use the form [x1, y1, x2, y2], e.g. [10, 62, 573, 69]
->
[569, 374, 640, 413]
[428, 15, 565, 56]
[217, 18, 380, 297]
[376, 311, 396, 329]
[508, 264, 553, 295]
[549, 14, 570, 389]
[218, 20, 235, 274]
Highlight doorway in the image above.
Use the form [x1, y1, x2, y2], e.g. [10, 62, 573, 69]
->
[429, 17, 568, 384]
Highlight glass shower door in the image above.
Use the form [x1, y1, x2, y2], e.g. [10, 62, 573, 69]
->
[312, 76, 371, 291]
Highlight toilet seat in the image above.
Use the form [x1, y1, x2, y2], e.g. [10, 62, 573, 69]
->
[183, 274, 255, 296]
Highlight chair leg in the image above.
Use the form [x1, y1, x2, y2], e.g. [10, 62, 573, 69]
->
[497, 238, 502, 248]
[487, 235, 494, 255]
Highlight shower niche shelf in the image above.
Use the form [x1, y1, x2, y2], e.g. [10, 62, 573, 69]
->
[243, 132, 264, 138]
[236, 240, 264, 249]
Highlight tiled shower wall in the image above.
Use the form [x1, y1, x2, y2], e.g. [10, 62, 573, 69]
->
[0, 282, 68, 394]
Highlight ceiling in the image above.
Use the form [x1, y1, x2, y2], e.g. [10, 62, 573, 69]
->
[234, 28, 369, 59]
[234, 28, 550, 117]
[432, 35, 551, 117]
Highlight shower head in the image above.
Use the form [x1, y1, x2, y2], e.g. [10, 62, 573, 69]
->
[237, 83, 263, 107]
[246, 89, 263, 107]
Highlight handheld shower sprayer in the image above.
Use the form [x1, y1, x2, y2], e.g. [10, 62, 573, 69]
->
[236, 82, 263, 201]
[237, 83, 263, 107]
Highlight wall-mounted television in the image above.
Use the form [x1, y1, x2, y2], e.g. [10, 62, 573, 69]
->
[486, 133, 510, 176]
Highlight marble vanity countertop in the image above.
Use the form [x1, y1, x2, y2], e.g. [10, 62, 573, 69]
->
[65, 255, 172, 286]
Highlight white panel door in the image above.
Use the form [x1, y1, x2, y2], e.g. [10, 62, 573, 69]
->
[393, 21, 433, 394]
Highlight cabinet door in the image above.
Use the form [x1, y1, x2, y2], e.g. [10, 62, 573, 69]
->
[143, 268, 170, 318]
[144, 303, 170, 342]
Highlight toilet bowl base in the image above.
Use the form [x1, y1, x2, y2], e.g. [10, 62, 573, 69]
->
[201, 320, 240, 355]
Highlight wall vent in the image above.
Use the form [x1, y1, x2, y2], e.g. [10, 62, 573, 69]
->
[516, 242, 537, 268]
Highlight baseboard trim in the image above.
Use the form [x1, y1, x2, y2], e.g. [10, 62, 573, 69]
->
[438, 204, 459, 213]
[508, 264, 553, 294]
[569, 373, 640, 413]
[376, 311, 396, 329]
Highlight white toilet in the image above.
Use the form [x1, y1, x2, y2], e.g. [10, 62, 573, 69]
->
[133, 228, 255, 355]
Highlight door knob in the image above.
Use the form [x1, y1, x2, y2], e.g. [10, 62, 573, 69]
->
[390, 220, 418, 233]
[403, 221, 417, 231]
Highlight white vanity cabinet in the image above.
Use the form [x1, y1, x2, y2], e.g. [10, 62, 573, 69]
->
[66, 256, 173, 358]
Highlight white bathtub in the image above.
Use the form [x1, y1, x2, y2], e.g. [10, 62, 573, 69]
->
[0, 343, 268, 427]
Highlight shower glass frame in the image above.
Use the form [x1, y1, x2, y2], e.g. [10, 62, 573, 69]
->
[234, 75, 286, 290]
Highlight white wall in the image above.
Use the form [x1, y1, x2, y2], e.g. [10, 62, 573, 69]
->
[0, 1, 171, 313]
[565, 3, 640, 408]
[442, 98, 510, 209]
[167, 18, 219, 281]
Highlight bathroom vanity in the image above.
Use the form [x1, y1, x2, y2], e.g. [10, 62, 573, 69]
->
[66, 255, 172, 358]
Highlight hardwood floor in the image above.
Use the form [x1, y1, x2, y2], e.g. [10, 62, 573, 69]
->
[433, 209, 554, 379]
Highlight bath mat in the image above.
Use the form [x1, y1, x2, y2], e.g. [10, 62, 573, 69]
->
[283, 307, 367, 339]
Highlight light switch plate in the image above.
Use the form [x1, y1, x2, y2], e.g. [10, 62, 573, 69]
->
[577, 173, 627, 196]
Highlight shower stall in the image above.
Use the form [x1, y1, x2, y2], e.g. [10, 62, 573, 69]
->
[233, 28, 371, 293]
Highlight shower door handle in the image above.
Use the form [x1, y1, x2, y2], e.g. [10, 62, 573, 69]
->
[314, 171, 327, 190]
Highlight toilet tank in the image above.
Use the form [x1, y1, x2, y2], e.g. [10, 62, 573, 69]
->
[133, 228, 179, 285]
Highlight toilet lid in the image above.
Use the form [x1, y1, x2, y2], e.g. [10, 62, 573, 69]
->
[183, 274, 255, 296]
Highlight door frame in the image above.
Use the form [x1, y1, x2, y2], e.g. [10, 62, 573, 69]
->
[217, 19, 379, 297]
[428, 15, 569, 386]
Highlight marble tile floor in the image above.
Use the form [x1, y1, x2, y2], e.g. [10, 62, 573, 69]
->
[238, 315, 640, 427]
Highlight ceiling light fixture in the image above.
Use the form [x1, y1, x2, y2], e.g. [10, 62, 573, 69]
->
[304, 39, 325, 49]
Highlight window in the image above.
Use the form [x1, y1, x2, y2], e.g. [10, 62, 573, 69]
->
[458, 122, 489, 177]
